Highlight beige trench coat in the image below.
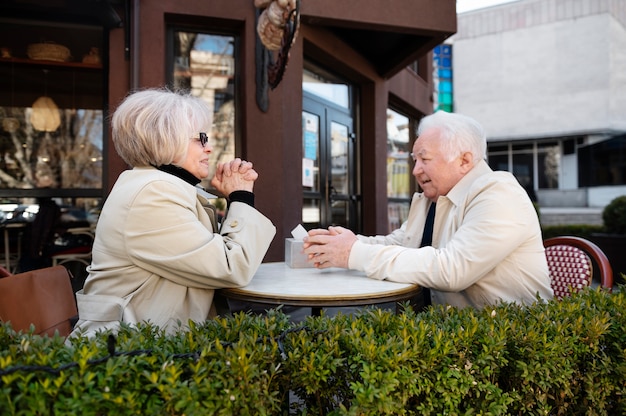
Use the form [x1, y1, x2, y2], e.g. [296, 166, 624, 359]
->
[70, 167, 276, 337]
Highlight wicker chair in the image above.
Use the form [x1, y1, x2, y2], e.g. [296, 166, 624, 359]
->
[544, 236, 613, 300]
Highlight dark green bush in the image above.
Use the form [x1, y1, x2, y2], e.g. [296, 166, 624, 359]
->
[1, 288, 625, 415]
[602, 195, 626, 234]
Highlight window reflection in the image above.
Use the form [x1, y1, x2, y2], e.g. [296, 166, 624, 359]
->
[331, 121, 348, 195]
[303, 68, 349, 109]
[387, 108, 413, 232]
[0, 107, 103, 189]
[171, 31, 236, 191]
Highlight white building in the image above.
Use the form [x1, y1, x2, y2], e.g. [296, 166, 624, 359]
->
[452, 0, 626, 209]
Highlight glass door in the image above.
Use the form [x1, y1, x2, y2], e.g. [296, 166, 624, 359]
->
[302, 92, 358, 230]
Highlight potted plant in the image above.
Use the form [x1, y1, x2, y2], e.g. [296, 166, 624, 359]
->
[590, 195, 626, 283]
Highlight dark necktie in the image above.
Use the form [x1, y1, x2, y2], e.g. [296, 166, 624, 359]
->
[419, 203, 436, 306]
[420, 203, 436, 248]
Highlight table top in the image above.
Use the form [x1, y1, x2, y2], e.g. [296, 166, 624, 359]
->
[220, 262, 420, 307]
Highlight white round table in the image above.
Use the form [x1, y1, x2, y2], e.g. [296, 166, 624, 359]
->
[219, 262, 422, 315]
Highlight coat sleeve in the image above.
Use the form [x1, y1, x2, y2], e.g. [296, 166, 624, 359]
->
[123, 180, 276, 289]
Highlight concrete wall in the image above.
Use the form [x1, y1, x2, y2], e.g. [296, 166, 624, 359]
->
[588, 185, 626, 207]
[453, 0, 626, 140]
[537, 189, 587, 207]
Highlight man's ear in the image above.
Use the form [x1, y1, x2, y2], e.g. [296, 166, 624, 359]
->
[459, 152, 474, 173]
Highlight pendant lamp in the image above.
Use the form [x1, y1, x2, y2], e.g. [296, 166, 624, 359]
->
[30, 69, 61, 132]
[31, 96, 61, 131]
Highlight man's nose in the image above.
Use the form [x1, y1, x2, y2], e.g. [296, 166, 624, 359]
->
[412, 160, 422, 176]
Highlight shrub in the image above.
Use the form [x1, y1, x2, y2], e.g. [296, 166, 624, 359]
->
[1, 289, 625, 415]
[602, 195, 626, 234]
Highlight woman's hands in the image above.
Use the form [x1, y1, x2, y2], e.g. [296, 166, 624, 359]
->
[211, 158, 258, 195]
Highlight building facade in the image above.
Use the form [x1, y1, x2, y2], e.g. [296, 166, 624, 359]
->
[453, 0, 626, 209]
[0, 0, 456, 262]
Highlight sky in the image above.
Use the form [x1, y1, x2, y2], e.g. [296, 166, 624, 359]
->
[456, 0, 519, 13]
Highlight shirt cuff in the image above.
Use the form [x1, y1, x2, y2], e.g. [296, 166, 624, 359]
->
[348, 240, 370, 273]
[228, 190, 255, 207]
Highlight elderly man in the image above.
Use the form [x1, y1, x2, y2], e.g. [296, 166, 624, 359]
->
[303, 111, 553, 309]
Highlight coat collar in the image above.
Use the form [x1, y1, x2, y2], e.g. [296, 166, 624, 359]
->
[155, 164, 201, 186]
[441, 159, 493, 207]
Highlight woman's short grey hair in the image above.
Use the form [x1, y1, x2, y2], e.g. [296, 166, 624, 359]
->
[111, 88, 213, 167]
[417, 110, 487, 163]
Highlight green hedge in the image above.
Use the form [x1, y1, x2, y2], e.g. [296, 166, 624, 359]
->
[1, 287, 625, 415]
[541, 224, 605, 240]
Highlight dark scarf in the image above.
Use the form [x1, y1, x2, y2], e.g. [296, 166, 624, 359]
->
[155, 164, 255, 207]
[155, 164, 201, 186]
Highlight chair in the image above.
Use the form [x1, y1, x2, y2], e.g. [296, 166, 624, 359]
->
[51, 226, 94, 268]
[544, 236, 613, 300]
[50, 226, 94, 293]
[0, 265, 78, 337]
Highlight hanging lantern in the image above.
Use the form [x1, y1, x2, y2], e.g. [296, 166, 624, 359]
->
[30, 96, 61, 132]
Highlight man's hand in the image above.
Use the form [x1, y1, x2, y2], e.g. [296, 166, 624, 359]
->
[302, 226, 357, 269]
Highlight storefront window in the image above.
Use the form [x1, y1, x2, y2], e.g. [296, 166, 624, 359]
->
[0, 20, 104, 195]
[0, 19, 104, 230]
[169, 30, 237, 193]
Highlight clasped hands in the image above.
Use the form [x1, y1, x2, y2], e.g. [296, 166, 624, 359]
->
[303, 226, 357, 269]
[211, 158, 257, 195]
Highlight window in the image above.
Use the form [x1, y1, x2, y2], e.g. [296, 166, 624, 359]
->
[303, 67, 350, 109]
[168, 29, 237, 193]
[488, 140, 561, 191]
[0, 20, 104, 195]
[0, 19, 104, 224]
[433, 44, 453, 112]
[387, 108, 415, 232]
[579, 136, 626, 187]
[538, 142, 559, 189]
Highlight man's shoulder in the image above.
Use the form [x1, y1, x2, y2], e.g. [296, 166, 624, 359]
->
[480, 169, 518, 186]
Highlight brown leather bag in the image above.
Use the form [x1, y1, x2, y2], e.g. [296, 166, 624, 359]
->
[0, 265, 78, 337]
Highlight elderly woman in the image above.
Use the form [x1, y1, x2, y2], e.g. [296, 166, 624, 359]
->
[70, 88, 276, 337]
